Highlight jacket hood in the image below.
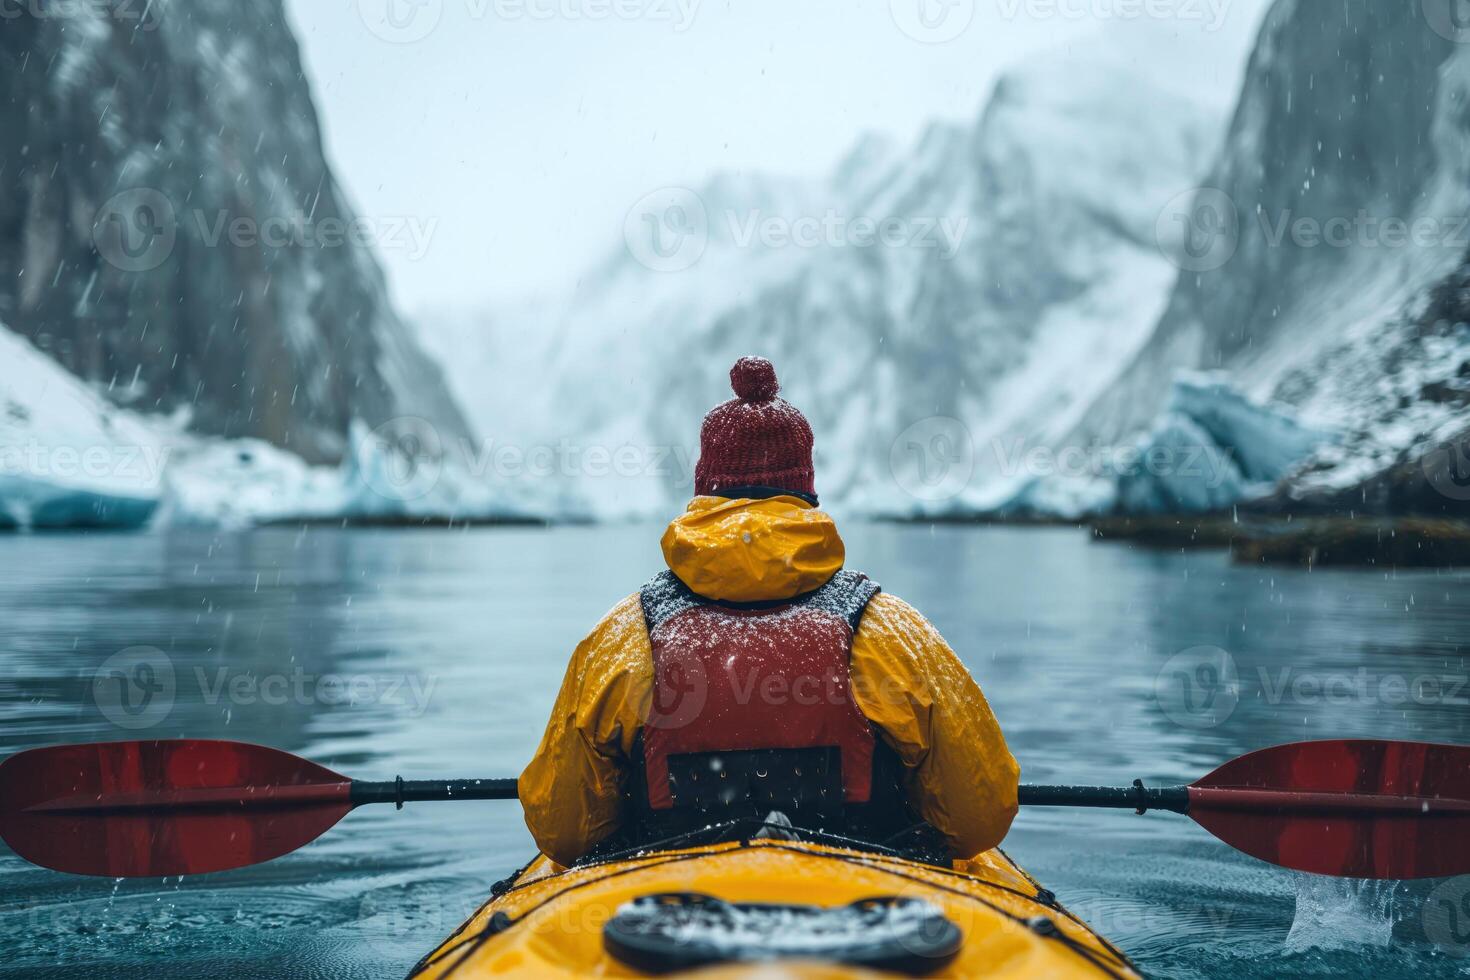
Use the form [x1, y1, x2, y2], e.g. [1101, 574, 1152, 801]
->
[660, 496, 845, 603]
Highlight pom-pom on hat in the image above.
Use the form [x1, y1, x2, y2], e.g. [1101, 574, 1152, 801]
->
[693, 357, 816, 503]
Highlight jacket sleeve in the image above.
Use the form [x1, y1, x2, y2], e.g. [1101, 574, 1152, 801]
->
[849, 592, 1020, 858]
[518, 594, 653, 866]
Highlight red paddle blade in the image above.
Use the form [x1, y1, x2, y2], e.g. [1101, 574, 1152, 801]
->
[1188, 739, 1470, 880]
[0, 740, 354, 877]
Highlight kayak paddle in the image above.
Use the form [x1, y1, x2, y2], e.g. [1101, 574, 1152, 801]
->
[1, 738, 1466, 879]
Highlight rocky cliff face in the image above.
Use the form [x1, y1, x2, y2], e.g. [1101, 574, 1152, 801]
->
[1077, 0, 1470, 501]
[0, 0, 468, 463]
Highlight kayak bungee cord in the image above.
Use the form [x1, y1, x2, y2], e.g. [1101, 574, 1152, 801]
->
[410, 850, 729, 978]
[408, 836, 1138, 980]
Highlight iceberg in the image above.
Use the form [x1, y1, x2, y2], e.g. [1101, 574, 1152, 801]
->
[1114, 374, 1334, 515]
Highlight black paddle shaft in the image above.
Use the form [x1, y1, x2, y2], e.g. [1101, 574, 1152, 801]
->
[350, 777, 1189, 814]
[351, 778, 519, 807]
[1020, 784, 1190, 814]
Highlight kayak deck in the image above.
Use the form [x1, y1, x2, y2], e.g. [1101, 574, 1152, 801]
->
[409, 839, 1138, 978]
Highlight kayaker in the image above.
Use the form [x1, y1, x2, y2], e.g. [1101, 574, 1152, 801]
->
[520, 356, 1019, 866]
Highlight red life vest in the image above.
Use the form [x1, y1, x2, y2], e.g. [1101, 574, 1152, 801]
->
[638, 569, 880, 812]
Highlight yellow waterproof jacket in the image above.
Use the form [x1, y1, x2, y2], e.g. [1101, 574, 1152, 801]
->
[519, 496, 1020, 866]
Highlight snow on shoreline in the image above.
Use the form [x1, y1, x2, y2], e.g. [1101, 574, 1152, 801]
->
[0, 316, 1338, 530]
[0, 326, 525, 532]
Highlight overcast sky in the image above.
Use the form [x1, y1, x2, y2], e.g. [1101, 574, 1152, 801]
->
[284, 0, 1276, 318]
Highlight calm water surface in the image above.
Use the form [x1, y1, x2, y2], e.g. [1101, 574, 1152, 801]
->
[1, 523, 1468, 978]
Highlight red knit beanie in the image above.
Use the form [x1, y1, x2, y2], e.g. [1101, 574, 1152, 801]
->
[694, 357, 816, 502]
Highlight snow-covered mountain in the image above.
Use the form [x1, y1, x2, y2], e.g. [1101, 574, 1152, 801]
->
[1076, 1, 1470, 514]
[442, 51, 1220, 518]
[0, 0, 469, 464]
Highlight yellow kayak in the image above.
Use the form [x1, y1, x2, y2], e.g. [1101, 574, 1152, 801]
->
[408, 839, 1138, 978]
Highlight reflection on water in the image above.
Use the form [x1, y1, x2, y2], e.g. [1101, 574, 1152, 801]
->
[0, 524, 1467, 978]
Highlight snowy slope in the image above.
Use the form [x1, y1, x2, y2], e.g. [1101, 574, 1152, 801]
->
[445, 50, 1218, 519]
[0, 327, 164, 529]
[0, 323, 512, 530]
